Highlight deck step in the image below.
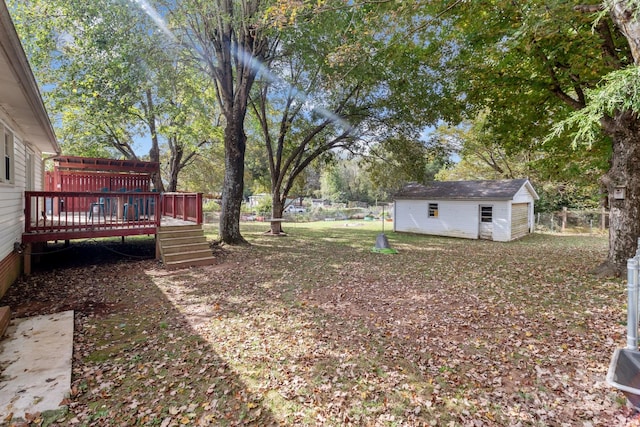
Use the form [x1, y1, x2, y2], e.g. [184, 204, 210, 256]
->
[164, 256, 217, 270]
[157, 225, 215, 269]
[161, 242, 211, 255]
[158, 224, 202, 232]
[159, 235, 207, 246]
[157, 229, 205, 239]
[163, 249, 214, 263]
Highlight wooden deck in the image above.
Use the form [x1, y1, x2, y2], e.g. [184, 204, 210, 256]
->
[21, 191, 204, 275]
[23, 215, 195, 243]
[23, 191, 203, 243]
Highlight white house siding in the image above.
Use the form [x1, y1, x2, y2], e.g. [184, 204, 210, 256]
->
[0, 117, 43, 296]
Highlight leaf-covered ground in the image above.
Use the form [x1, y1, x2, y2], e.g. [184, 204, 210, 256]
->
[1, 223, 638, 426]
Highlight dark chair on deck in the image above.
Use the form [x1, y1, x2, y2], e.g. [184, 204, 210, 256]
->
[99, 187, 117, 216]
[123, 189, 143, 221]
[89, 197, 106, 220]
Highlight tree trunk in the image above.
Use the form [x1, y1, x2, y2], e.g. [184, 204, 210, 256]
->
[269, 195, 284, 235]
[219, 119, 248, 244]
[167, 141, 182, 192]
[145, 88, 165, 192]
[611, 1, 640, 65]
[599, 110, 640, 276]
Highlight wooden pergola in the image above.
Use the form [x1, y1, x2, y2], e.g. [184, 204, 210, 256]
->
[46, 156, 158, 193]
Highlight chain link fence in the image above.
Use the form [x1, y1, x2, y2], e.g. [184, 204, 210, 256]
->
[207, 204, 608, 235]
[535, 208, 608, 235]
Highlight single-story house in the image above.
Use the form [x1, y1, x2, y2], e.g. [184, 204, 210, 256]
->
[0, 1, 60, 298]
[393, 178, 539, 242]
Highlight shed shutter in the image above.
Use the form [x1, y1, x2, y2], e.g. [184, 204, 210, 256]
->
[511, 203, 529, 239]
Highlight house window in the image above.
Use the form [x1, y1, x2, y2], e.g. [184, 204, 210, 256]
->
[428, 203, 438, 218]
[481, 206, 493, 223]
[1, 124, 14, 184]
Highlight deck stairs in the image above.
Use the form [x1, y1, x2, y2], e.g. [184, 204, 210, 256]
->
[157, 224, 215, 269]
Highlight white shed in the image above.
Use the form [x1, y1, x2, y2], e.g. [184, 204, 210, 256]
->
[0, 2, 60, 298]
[393, 179, 539, 242]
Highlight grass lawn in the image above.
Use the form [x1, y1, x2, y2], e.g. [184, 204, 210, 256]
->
[1, 221, 635, 426]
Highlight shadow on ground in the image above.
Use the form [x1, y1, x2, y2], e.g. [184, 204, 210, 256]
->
[29, 237, 157, 273]
[0, 243, 277, 426]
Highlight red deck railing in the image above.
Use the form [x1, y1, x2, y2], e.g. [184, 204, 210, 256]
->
[161, 192, 203, 224]
[23, 191, 203, 243]
[23, 191, 161, 243]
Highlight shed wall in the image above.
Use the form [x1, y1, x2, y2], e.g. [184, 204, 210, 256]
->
[511, 203, 530, 240]
[394, 199, 512, 240]
[394, 181, 537, 242]
[492, 201, 511, 242]
[394, 199, 475, 238]
[513, 185, 535, 204]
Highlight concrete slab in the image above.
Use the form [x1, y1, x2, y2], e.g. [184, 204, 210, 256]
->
[0, 310, 73, 419]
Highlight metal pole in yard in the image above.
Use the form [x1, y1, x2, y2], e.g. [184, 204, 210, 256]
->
[627, 256, 639, 350]
[635, 239, 640, 317]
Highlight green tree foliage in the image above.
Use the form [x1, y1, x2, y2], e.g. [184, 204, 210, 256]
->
[401, 0, 636, 272]
[320, 164, 348, 204]
[172, 139, 225, 196]
[9, 0, 156, 158]
[432, 116, 606, 211]
[157, 65, 223, 191]
[165, 0, 273, 244]
[248, 0, 448, 233]
[363, 133, 450, 200]
[8, 0, 222, 192]
[320, 160, 375, 204]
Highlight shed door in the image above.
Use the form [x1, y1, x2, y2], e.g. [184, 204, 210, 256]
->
[511, 203, 530, 240]
[479, 205, 493, 240]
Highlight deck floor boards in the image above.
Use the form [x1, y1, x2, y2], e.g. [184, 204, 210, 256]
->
[23, 215, 196, 243]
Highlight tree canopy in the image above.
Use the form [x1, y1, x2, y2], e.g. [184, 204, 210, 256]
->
[404, 0, 640, 272]
[9, 0, 224, 192]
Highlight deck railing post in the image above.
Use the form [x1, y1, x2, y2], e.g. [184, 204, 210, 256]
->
[197, 193, 203, 225]
[172, 194, 177, 218]
[24, 192, 32, 233]
[182, 194, 187, 221]
[155, 193, 161, 227]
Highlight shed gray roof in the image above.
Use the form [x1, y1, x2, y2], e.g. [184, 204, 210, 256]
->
[395, 179, 538, 201]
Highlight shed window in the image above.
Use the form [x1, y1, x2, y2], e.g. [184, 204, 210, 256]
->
[428, 203, 438, 218]
[481, 206, 493, 223]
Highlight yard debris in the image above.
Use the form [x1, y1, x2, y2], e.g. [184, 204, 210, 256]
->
[0, 231, 634, 425]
